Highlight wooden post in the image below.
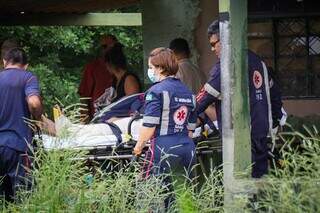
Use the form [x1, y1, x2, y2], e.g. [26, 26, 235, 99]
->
[219, 0, 252, 210]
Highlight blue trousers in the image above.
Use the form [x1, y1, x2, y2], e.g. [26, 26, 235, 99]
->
[142, 134, 196, 179]
[0, 146, 31, 202]
[251, 137, 268, 178]
[141, 134, 196, 209]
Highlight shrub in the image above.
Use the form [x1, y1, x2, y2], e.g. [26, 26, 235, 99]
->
[30, 64, 80, 118]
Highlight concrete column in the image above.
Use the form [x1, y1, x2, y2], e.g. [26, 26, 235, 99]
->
[219, 0, 252, 210]
[141, 0, 200, 86]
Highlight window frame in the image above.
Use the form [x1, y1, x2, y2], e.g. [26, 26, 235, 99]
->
[249, 15, 320, 99]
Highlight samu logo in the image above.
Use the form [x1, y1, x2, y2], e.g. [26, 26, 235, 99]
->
[173, 106, 188, 125]
[253, 70, 263, 89]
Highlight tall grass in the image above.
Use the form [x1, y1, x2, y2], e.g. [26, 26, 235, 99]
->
[1, 123, 320, 212]
[1, 148, 169, 212]
[248, 124, 320, 212]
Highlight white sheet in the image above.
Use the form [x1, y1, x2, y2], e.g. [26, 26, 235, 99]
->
[41, 116, 141, 150]
[41, 115, 212, 150]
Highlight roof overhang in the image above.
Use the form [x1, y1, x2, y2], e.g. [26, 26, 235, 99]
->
[0, 0, 140, 14]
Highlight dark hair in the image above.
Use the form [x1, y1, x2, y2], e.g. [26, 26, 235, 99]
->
[149, 47, 178, 76]
[1, 39, 19, 59]
[169, 38, 190, 57]
[208, 20, 219, 38]
[3, 48, 28, 65]
[104, 43, 127, 70]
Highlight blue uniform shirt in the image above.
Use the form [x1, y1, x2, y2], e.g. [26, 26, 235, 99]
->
[248, 51, 269, 137]
[197, 51, 269, 138]
[0, 68, 40, 152]
[269, 76, 283, 128]
[196, 61, 222, 130]
[92, 93, 145, 123]
[142, 77, 197, 137]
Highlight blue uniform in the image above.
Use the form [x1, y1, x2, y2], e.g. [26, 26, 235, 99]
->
[197, 51, 271, 178]
[196, 61, 222, 130]
[0, 68, 39, 200]
[92, 93, 145, 123]
[142, 77, 197, 178]
[269, 76, 284, 128]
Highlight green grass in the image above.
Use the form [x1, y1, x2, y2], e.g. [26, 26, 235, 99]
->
[1, 120, 320, 212]
[247, 125, 320, 213]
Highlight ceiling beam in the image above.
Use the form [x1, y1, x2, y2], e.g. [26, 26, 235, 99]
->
[0, 0, 140, 13]
[0, 13, 142, 26]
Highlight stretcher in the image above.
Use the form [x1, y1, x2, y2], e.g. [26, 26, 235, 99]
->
[38, 94, 222, 171]
[41, 116, 221, 158]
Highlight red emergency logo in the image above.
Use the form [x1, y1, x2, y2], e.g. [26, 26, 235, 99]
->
[253, 70, 263, 89]
[173, 106, 188, 125]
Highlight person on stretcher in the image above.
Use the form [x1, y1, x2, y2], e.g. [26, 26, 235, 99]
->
[42, 89, 218, 152]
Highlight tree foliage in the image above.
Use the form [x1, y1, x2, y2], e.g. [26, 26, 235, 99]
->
[0, 25, 143, 117]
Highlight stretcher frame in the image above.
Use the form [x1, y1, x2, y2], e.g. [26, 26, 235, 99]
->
[39, 109, 222, 173]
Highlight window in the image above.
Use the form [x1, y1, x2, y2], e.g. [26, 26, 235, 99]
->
[248, 17, 320, 98]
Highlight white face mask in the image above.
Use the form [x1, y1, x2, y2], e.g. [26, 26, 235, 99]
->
[147, 68, 160, 83]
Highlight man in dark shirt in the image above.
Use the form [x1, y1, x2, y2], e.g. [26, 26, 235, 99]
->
[0, 48, 43, 201]
[197, 20, 284, 178]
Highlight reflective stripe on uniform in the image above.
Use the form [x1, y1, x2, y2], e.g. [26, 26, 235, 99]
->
[262, 61, 273, 139]
[143, 116, 160, 125]
[280, 107, 287, 126]
[160, 91, 170, 136]
[204, 83, 221, 100]
[269, 78, 274, 88]
[191, 95, 196, 111]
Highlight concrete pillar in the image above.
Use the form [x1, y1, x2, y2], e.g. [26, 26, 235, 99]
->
[219, 0, 252, 210]
[141, 0, 200, 86]
[195, 0, 219, 78]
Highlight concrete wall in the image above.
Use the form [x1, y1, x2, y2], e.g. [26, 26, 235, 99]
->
[141, 0, 320, 118]
[195, 0, 219, 78]
[141, 0, 218, 81]
[141, 0, 201, 85]
[283, 100, 320, 117]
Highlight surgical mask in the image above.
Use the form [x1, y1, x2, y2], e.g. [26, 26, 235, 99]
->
[148, 68, 160, 83]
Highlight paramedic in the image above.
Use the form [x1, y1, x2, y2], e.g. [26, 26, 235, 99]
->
[105, 43, 141, 103]
[196, 20, 281, 178]
[133, 47, 197, 178]
[78, 35, 117, 121]
[0, 48, 43, 201]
